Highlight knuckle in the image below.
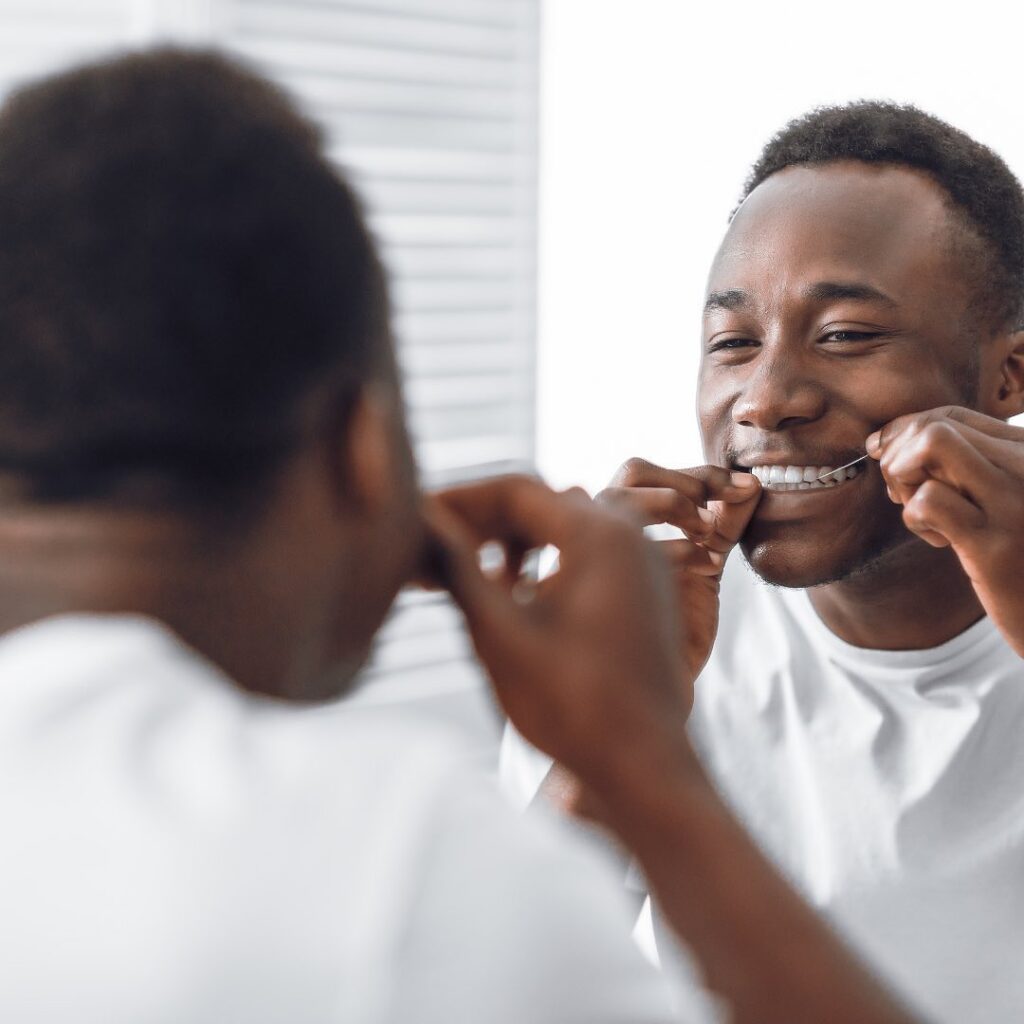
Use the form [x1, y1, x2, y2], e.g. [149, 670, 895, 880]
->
[917, 421, 956, 457]
[909, 480, 948, 518]
[614, 456, 653, 486]
[878, 415, 910, 446]
[902, 498, 938, 534]
[564, 486, 591, 502]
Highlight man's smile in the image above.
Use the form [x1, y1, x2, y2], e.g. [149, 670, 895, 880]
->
[730, 452, 875, 525]
[741, 458, 867, 491]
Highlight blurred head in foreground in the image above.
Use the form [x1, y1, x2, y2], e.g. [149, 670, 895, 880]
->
[0, 49, 421, 699]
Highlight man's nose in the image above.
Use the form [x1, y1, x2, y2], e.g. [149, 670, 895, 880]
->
[731, 353, 827, 431]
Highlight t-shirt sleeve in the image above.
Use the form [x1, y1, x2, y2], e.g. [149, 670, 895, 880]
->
[384, 765, 713, 1024]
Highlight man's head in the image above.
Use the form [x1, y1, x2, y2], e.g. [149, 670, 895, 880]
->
[0, 50, 421, 695]
[698, 102, 1024, 588]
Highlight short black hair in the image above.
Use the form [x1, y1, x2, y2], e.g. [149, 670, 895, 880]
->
[0, 48, 388, 504]
[740, 101, 1024, 331]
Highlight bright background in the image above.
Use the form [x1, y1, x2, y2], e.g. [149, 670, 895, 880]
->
[537, 0, 1024, 495]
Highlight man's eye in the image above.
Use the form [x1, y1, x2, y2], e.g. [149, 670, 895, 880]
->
[821, 330, 879, 343]
[707, 337, 757, 352]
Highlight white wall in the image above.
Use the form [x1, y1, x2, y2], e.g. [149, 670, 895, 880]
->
[538, 0, 1024, 494]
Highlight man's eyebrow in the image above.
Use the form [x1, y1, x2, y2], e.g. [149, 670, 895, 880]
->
[703, 289, 749, 314]
[805, 281, 898, 306]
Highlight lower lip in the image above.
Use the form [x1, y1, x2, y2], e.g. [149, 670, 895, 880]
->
[750, 465, 868, 521]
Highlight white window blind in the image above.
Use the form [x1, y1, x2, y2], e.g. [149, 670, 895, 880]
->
[0, 1, 137, 93]
[0, 1, 539, 742]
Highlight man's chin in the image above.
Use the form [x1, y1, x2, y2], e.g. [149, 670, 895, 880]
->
[740, 540, 838, 589]
[739, 530, 914, 590]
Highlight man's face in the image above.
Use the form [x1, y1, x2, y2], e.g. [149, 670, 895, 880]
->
[698, 161, 990, 588]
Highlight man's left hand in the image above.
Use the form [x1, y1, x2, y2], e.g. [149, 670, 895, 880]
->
[868, 406, 1024, 656]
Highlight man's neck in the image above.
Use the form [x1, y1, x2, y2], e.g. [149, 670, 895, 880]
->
[0, 505, 356, 701]
[807, 539, 985, 651]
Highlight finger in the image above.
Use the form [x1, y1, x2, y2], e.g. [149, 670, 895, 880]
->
[867, 405, 1024, 457]
[611, 458, 760, 504]
[705, 483, 762, 552]
[930, 420, 1024, 480]
[685, 464, 761, 504]
[420, 497, 532, 658]
[596, 485, 715, 539]
[902, 478, 986, 548]
[884, 416, 1024, 474]
[881, 420, 1008, 507]
[659, 539, 724, 576]
[432, 475, 591, 554]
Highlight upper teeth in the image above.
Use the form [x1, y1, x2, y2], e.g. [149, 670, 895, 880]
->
[749, 464, 861, 488]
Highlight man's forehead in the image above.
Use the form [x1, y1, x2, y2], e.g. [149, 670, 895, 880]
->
[704, 280, 899, 316]
[705, 162, 961, 308]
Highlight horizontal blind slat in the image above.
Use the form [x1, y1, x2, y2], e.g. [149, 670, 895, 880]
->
[233, 2, 522, 57]
[230, 37, 526, 88]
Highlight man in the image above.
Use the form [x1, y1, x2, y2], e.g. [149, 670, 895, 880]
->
[0, 51, 920, 1024]
[504, 103, 1024, 1022]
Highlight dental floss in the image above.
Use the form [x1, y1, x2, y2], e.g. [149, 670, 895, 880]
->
[815, 454, 869, 482]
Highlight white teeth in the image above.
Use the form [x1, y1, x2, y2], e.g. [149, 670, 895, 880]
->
[746, 461, 862, 491]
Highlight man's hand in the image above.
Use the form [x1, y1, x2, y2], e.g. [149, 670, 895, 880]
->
[868, 406, 1024, 656]
[425, 475, 919, 1024]
[596, 459, 761, 691]
[423, 475, 698, 790]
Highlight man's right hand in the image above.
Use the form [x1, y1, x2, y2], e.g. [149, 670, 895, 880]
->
[425, 475, 919, 1024]
[424, 475, 699, 791]
[597, 459, 761, 689]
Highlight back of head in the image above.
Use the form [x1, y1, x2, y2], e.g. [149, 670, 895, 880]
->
[740, 101, 1024, 332]
[0, 48, 387, 506]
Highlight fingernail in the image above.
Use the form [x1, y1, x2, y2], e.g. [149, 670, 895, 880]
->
[730, 471, 758, 489]
[865, 431, 882, 456]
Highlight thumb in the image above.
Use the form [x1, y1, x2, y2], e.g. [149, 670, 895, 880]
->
[706, 476, 761, 554]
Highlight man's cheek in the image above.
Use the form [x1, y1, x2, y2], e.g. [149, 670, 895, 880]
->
[695, 402, 733, 464]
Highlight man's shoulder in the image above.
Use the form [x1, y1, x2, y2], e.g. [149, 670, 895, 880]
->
[0, 611, 473, 841]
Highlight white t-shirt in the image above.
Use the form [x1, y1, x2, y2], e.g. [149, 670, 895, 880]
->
[502, 556, 1024, 1024]
[0, 614, 702, 1024]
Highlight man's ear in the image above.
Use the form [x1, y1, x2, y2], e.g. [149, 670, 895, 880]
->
[335, 382, 402, 514]
[994, 329, 1024, 417]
